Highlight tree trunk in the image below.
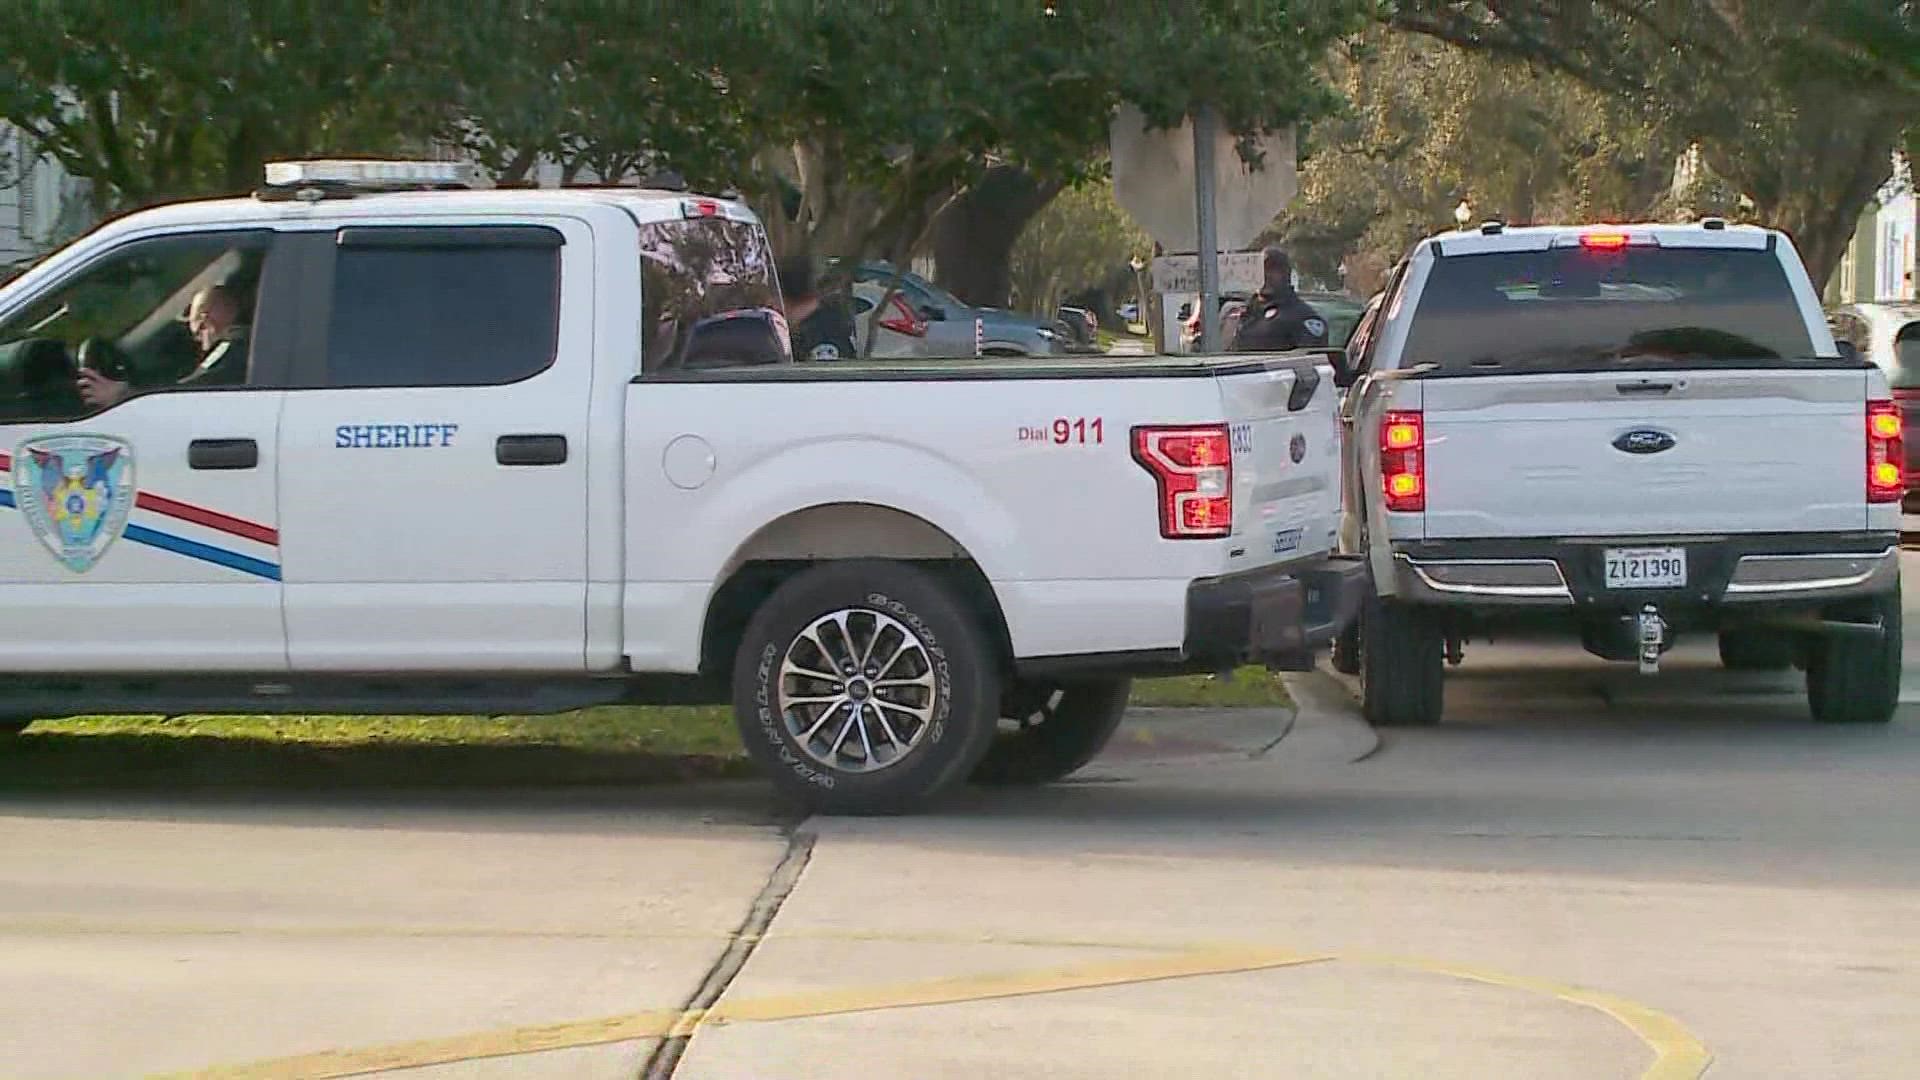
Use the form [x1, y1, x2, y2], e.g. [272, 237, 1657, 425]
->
[1706, 106, 1905, 292]
[494, 146, 541, 188]
[930, 166, 1064, 308]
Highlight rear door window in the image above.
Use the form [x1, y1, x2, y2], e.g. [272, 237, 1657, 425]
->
[1402, 246, 1820, 375]
[325, 227, 561, 388]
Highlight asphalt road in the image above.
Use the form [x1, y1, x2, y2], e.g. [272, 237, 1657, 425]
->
[6, 561, 1920, 1078]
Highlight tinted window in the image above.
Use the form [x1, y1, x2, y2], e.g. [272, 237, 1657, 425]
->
[326, 237, 559, 387]
[1402, 247, 1819, 375]
[639, 219, 779, 372]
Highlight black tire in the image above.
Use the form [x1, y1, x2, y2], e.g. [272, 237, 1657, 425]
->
[1360, 597, 1444, 728]
[1807, 592, 1902, 725]
[732, 560, 1001, 813]
[1330, 619, 1362, 676]
[971, 679, 1132, 786]
[1718, 630, 1795, 672]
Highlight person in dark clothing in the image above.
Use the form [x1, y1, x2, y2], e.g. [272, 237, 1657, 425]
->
[776, 255, 858, 362]
[1230, 247, 1328, 353]
[76, 283, 250, 408]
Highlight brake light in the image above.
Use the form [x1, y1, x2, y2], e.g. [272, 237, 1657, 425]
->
[1579, 231, 1631, 251]
[875, 292, 928, 337]
[1381, 410, 1425, 512]
[1868, 399, 1904, 502]
[1133, 425, 1233, 539]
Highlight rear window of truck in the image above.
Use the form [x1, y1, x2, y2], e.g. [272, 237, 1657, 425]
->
[639, 218, 780, 372]
[1402, 246, 1821, 375]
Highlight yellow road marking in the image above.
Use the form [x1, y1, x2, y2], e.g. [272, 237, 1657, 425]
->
[1357, 954, 1713, 1080]
[154, 942, 1709, 1080]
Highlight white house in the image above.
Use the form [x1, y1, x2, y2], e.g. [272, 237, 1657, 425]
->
[0, 124, 91, 267]
[1831, 156, 1917, 304]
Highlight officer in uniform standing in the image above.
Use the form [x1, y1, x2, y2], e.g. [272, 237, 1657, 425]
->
[1230, 247, 1329, 353]
[776, 256, 858, 362]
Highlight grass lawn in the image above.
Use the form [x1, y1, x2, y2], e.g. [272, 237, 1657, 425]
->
[4, 668, 1289, 791]
[1126, 666, 1294, 709]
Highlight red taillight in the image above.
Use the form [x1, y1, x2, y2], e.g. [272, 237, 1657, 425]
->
[1579, 230, 1631, 251]
[1381, 409, 1425, 512]
[876, 292, 928, 337]
[1133, 424, 1233, 539]
[1868, 399, 1904, 502]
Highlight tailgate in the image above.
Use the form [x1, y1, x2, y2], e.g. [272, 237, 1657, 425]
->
[1216, 360, 1342, 567]
[1420, 369, 1870, 539]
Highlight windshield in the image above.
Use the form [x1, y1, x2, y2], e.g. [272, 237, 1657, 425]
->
[1402, 246, 1820, 374]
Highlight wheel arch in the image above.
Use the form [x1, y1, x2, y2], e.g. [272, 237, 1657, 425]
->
[700, 503, 1013, 680]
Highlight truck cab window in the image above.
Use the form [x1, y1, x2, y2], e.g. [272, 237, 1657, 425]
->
[323, 231, 562, 387]
[638, 218, 780, 372]
[0, 231, 269, 421]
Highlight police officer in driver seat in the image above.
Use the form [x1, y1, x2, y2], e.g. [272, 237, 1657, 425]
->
[76, 282, 250, 409]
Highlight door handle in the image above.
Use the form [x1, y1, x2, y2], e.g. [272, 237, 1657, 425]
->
[1616, 380, 1676, 395]
[1287, 364, 1322, 412]
[496, 434, 568, 466]
[188, 438, 258, 470]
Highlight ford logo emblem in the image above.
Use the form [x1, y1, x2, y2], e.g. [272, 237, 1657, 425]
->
[1289, 433, 1307, 464]
[1614, 429, 1676, 455]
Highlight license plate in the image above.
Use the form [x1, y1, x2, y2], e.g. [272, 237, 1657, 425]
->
[1604, 547, 1687, 589]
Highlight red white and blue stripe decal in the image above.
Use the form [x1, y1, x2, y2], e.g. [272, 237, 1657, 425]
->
[0, 450, 282, 581]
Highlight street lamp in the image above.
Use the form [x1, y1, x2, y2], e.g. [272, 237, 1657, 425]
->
[1453, 200, 1472, 230]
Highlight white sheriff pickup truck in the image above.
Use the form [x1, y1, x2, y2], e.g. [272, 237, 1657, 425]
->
[0, 161, 1365, 811]
[1338, 220, 1903, 728]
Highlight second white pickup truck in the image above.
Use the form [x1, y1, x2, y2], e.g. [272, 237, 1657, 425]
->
[0, 160, 1365, 811]
[1338, 220, 1902, 728]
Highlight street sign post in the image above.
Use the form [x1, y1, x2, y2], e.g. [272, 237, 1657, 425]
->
[1112, 104, 1298, 354]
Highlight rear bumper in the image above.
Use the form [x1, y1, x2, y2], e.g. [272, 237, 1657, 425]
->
[1391, 533, 1899, 611]
[1184, 555, 1370, 671]
[1013, 555, 1370, 679]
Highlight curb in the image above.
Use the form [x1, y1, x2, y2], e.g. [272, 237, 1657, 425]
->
[1278, 669, 1381, 765]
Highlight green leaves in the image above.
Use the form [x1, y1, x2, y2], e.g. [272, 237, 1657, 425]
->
[0, 0, 455, 207]
[0, 0, 1375, 262]
[1277, 28, 1681, 289]
[1387, 0, 1919, 285]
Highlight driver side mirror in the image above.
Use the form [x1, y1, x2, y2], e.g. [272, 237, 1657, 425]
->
[1836, 340, 1861, 363]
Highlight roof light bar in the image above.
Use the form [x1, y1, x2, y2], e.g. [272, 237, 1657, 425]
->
[263, 159, 477, 188]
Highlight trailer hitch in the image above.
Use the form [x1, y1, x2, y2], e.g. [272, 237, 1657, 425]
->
[1637, 604, 1668, 675]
